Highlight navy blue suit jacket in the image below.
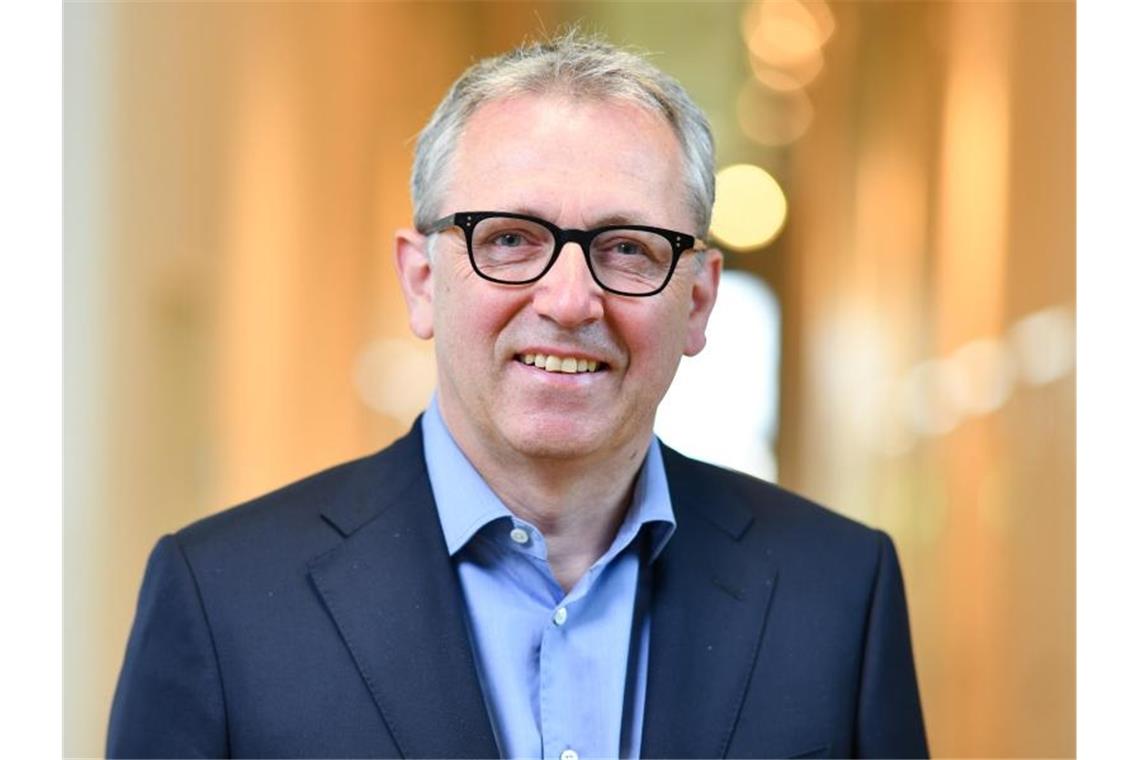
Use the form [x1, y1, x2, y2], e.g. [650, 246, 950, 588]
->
[108, 420, 928, 758]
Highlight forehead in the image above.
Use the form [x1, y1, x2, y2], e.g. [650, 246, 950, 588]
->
[444, 93, 690, 228]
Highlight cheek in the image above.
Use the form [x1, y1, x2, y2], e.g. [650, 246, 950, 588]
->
[613, 301, 690, 380]
[433, 283, 520, 361]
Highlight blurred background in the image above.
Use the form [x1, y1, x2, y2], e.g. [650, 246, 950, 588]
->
[64, 1, 1074, 757]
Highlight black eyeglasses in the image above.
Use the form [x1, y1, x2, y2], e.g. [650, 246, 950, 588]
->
[422, 211, 708, 297]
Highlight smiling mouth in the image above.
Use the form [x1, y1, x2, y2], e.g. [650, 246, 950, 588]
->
[515, 353, 607, 374]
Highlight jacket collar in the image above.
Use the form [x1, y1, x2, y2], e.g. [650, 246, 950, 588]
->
[308, 419, 500, 758]
[640, 445, 779, 758]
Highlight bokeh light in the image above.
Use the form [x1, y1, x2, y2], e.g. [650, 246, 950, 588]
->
[900, 358, 967, 436]
[736, 78, 814, 146]
[742, 0, 834, 69]
[948, 337, 1017, 416]
[709, 164, 788, 250]
[748, 48, 824, 91]
[884, 304, 1073, 443]
[1008, 306, 1075, 386]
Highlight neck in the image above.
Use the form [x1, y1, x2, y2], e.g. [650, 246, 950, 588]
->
[442, 411, 651, 593]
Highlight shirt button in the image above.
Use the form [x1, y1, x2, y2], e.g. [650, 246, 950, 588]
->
[509, 527, 529, 545]
[560, 750, 578, 760]
[553, 607, 568, 626]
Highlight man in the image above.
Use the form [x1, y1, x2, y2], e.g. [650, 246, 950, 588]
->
[108, 34, 928, 759]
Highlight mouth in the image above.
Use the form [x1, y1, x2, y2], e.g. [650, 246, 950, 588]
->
[514, 352, 608, 375]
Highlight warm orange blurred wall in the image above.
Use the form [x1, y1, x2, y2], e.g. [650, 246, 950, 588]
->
[778, 3, 1074, 756]
[65, 2, 1074, 757]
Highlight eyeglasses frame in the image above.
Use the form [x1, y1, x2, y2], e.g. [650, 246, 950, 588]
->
[421, 210, 709, 297]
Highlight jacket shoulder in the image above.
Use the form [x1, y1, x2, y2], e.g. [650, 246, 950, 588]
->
[173, 420, 427, 559]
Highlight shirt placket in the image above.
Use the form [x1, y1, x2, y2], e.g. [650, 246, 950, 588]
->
[539, 597, 572, 760]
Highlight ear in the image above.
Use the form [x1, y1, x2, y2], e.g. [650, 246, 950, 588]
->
[394, 227, 435, 340]
[683, 248, 722, 357]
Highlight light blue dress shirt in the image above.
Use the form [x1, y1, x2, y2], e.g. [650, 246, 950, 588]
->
[421, 397, 676, 760]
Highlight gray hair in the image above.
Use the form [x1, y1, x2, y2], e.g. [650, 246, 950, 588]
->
[410, 31, 716, 237]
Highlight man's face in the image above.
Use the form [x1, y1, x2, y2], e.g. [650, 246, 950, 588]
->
[397, 94, 720, 467]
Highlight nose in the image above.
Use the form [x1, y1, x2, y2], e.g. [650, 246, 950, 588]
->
[531, 242, 605, 327]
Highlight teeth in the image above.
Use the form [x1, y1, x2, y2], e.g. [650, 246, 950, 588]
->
[518, 353, 603, 374]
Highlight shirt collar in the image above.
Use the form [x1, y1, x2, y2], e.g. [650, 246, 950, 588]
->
[421, 394, 676, 560]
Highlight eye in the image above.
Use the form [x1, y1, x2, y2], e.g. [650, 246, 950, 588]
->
[613, 240, 649, 256]
[492, 232, 526, 247]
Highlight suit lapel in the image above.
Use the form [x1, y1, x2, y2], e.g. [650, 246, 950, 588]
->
[308, 422, 499, 759]
[641, 447, 779, 759]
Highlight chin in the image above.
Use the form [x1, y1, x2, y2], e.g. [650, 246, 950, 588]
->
[498, 416, 614, 462]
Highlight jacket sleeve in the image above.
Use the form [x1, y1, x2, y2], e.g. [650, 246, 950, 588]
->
[107, 534, 229, 758]
[855, 531, 929, 758]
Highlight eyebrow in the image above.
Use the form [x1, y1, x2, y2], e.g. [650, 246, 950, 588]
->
[506, 206, 652, 229]
[590, 212, 646, 228]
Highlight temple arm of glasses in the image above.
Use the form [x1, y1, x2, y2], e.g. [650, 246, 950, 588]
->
[421, 215, 459, 235]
